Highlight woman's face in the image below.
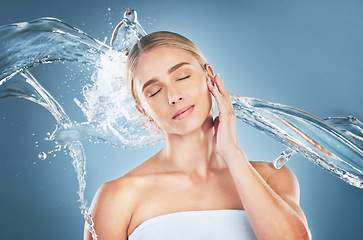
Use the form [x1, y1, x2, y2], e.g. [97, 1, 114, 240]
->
[133, 46, 214, 135]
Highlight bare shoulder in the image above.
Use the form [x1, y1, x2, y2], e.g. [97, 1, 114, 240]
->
[95, 175, 142, 205]
[250, 161, 297, 181]
[84, 154, 164, 239]
[250, 161, 300, 201]
[83, 174, 146, 240]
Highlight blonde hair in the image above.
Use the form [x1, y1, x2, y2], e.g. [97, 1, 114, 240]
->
[126, 31, 209, 106]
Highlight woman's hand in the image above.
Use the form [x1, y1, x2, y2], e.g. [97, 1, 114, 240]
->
[207, 74, 311, 240]
[207, 73, 239, 159]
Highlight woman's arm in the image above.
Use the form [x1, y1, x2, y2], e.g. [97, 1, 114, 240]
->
[207, 73, 311, 239]
[222, 149, 311, 239]
[83, 178, 135, 240]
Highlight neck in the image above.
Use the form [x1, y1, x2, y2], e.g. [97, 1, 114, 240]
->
[159, 115, 226, 178]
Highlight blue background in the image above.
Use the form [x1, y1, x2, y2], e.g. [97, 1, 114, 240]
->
[1, 0, 363, 239]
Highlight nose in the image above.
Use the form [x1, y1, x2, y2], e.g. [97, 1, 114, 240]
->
[168, 89, 183, 105]
[169, 97, 183, 105]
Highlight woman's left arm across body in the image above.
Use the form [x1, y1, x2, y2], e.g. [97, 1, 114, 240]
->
[207, 73, 311, 240]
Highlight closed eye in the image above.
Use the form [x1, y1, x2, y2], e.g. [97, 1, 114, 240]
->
[149, 89, 161, 97]
[177, 75, 190, 81]
[149, 75, 190, 98]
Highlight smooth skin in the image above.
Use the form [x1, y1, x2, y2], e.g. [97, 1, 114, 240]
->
[84, 47, 311, 240]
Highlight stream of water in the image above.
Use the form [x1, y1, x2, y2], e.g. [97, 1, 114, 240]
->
[1, 9, 362, 239]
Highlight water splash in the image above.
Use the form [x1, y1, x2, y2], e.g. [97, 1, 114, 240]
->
[38, 152, 47, 160]
[110, 9, 147, 54]
[274, 148, 294, 169]
[231, 96, 363, 188]
[0, 10, 152, 240]
[1, 8, 363, 240]
[0, 17, 110, 85]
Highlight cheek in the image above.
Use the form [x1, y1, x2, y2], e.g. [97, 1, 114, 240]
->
[192, 74, 208, 92]
[198, 78, 210, 98]
[191, 79, 212, 109]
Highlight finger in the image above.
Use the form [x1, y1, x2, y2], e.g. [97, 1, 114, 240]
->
[207, 72, 215, 86]
[216, 76, 234, 109]
[214, 74, 230, 98]
[213, 76, 236, 116]
[209, 74, 226, 98]
[207, 77, 220, 99]
[207, 77, 221, 101]
[208, 78, 228, 113]
[207, 74, 234, 115]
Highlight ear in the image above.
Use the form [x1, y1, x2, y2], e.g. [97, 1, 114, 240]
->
[205, 64, 215, 79]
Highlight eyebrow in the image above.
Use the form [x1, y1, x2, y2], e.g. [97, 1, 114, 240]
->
[142, 62, 190, 92]
[168, 62, 190, 74]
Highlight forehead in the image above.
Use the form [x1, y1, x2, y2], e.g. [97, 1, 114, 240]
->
[134, 46, 199, 84]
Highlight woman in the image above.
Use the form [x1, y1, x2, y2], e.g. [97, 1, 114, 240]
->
[84, 31, 311, 240]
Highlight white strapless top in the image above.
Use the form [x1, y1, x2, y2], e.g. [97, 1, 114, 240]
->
[128, 209, 257, 240]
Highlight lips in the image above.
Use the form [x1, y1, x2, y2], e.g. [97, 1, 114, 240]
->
[172, 105, 195, 120]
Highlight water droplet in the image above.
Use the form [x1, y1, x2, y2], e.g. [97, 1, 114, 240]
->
[38, 152, 47, 160]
